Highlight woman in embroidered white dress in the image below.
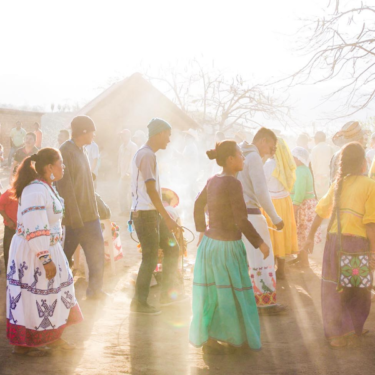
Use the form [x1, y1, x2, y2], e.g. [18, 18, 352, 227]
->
[6, 148, 83, 356]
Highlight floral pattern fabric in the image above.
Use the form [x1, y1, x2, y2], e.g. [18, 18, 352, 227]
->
[296, 198, 321, 248]
[6, 180, 82, 347]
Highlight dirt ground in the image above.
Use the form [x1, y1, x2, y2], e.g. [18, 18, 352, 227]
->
[1, 175, 375, 375]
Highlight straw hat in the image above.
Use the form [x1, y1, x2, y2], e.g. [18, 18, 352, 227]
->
[183, 128, 198, 140]
[161, 188, 179, 208]
[332, 121, 368, 147]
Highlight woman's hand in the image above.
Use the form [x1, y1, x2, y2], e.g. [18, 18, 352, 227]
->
[370, 254, 375, 270]
[197, 232, 204, 247]
[303, 237, 314, 254]
[259, 242, 270, 260]
[44, 261, 57, 280]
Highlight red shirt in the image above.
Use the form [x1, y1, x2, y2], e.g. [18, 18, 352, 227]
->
[0, 190, 18, 227]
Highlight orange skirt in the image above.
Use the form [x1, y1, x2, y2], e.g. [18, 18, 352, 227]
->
[261, 195, 298, 258]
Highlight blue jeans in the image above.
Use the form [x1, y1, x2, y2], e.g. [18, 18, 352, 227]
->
[132, 210, 179, 304]
[63, 219, 105, 297]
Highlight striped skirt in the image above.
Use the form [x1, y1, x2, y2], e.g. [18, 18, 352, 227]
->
[189, 236, 261, 349]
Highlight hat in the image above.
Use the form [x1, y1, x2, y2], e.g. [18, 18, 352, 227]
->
[71, 115, 96, 136]
[183, 128, 198, 140]
[332, 121, 367, 147]
[292, 146, 310, 167]
[148, 118, 172, 138]
[161, 188, 179, 208]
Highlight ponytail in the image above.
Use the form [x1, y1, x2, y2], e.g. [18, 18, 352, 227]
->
[11, 156, 38, 199]
[11, 148, 61, 199]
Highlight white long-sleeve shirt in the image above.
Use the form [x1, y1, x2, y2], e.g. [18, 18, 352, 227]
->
[237, 143, 282, 225]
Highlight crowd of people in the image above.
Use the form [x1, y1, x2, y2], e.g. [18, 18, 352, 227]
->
[1, 115, 375, 356]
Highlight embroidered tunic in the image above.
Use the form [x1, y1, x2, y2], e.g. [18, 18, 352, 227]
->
[6, 180, 83, 347]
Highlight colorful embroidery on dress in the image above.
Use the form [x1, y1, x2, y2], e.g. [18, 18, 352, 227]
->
[30, 180, 64, 215]
[35, 299, 57, 330]
[18, 262, 28, 282]
[8, 291, 21, 324]
[36, 250, 49, 258]
[339, 253, 372, 289]
[61, 291, 75, 309]
[21, 206, 46, 216]
[30, 268, 42, 289]
[26, 227, 50, 241]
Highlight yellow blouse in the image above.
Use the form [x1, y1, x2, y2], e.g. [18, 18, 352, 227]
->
[315, 175, 375, 238]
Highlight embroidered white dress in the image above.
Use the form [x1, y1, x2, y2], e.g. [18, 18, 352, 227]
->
[6, 180, 83, 347]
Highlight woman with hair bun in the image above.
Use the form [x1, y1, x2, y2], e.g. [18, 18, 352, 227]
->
[6, 148, 83, 356]
[190, 140, 270, 354]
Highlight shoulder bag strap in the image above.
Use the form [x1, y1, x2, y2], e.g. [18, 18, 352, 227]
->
[336, 204, 342, 252]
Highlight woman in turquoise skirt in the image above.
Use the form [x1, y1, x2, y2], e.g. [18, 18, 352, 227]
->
[189, 140, 270, 354]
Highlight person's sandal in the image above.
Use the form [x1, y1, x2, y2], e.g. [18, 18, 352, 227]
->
[329, 337, 347, 349]
[12, 346, 50, 357]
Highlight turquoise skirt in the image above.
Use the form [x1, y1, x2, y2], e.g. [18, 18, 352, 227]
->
[189, 236, 261, 349]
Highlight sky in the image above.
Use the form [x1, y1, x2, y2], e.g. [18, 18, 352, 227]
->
[0, 0, 373, 130]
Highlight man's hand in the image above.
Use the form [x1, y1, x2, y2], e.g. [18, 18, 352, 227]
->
[43, 261, 57, 280]
[259, 242, 270, 260]
[275, 220, 284, 231]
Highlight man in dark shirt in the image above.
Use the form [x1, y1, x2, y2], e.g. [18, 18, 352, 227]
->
[56, 115, 106, 300]
[12, 132, 38, 174]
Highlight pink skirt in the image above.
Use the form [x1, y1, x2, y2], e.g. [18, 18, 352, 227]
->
[296, 198, 321, 249]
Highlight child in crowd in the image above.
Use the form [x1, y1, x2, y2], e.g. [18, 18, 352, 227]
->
[0, 189, 18, 271]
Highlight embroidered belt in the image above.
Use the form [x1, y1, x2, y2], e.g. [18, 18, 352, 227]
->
[246, 208, 262, 215]
[17, 230, 61, 246]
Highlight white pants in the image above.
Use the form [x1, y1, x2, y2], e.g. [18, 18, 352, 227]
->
[242, 214, 277, 307]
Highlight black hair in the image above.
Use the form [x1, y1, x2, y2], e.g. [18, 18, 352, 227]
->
[26, 132, 36, 141]
[12, 148, 61, 199]
[206, 140, 238, 167]
[327, 142, 365, 232]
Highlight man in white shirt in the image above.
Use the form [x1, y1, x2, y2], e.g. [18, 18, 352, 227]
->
[310, 131, 334, 199]
[8, 121, 26, 167]
[118, 129, 138, 215]
[130, 118, 186, 315]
